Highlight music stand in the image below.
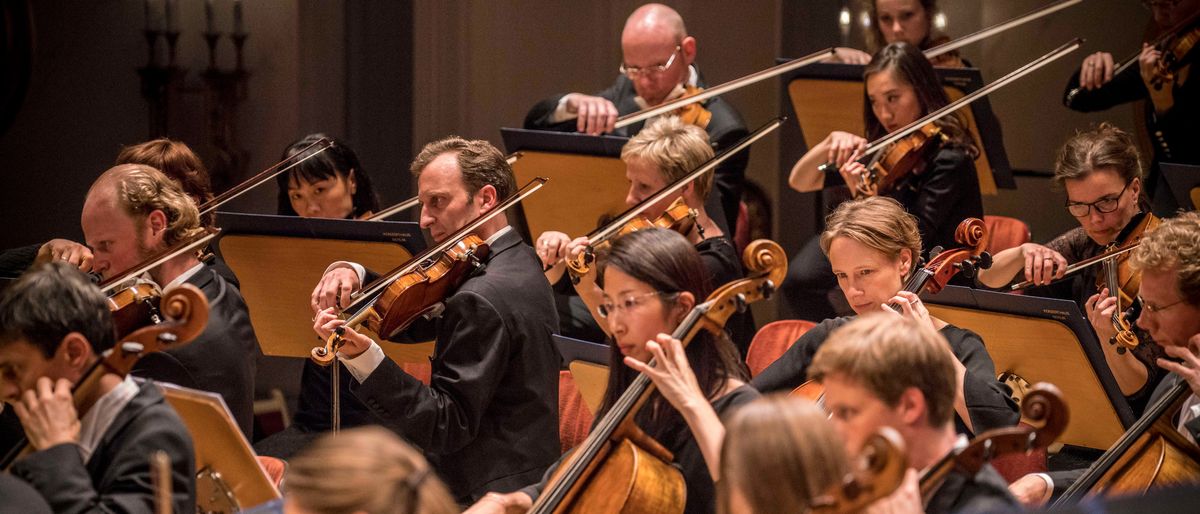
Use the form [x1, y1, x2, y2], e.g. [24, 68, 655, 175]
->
[553, 334, 611, 413]
[780, 62, 1014, 194]
[501, 128, 630, 243]
[922, 286, 1134, 451]
[158, 382, 280, 511]
[1159, 162, 1200, 210]
[212, 212, 428, 363]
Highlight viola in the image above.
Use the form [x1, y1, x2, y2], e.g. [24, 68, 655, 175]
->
[853, 123, 947, 198]
[107, 282, 165, 339]
[2, 284, 209, 470]
[528, 240, 787, 514]
[566, 197, 696, 281]
[673, 85, 713, 129]
[811, 428, 908, 514]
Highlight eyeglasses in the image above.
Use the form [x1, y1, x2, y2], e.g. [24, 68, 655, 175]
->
[598, 291, 677, 319]
[1065, 181, 1131, 217]
[619, 46, 681, 79]
[1138, 294, 1188, 314]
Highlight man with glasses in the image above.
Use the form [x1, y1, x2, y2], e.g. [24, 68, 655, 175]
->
[1063, 0, 1200, 215]
[979, 124, 1168, 415]
[523, 3, 749, 233]
[1007, 210, 1200, 507]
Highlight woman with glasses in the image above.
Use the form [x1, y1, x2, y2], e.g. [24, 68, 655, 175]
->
[978, 123, 1167, 415]
[463, 228, 758, 514]
[1064, 0, 1200, 215]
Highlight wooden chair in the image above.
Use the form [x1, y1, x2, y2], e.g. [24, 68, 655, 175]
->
[745, 320, 816, 377]
[558, 370, 594, 454]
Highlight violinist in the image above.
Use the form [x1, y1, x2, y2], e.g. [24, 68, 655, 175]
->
[255, 134, 385, 458]
[830, 0, 966, 68]
[0, 262, 194, 512]
[753, 197, 1016, 436]
[464, 228, 759, 514]
[1009, 210, 1200, 506]
[977, 124, 1167, 414]
[537, 116, 755, 354]
[808, 313, 1020, 514]
[783, 42, 982, 321]
[81, 164, 261, 438]
[1064, 0, 1200, 215]
[523, 3, 749, 233]
[310, 136, 560, 503]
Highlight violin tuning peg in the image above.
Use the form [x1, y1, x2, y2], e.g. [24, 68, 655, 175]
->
[156, 333, 178, 345]
[735, 293, 748, 313]
[760, 280, 776, 299]
[958, 261, 977, 279]
[977, 252, 994, 269]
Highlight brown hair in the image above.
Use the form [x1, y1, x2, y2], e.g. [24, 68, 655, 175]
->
[115, 138, 215, 227]
[1053, 123, 1143, 187]
[863, 0, 940, 53]
[718, 395, 848, 514]
[410, 136, 516, 201]
[621, 116, 716, 201]
[819, 196, 922, 273]
[809, 313, 957, 428]
[285, 426, 458, 514]
[1130, 210, 1200, 305]
[94, 164, 205, 247]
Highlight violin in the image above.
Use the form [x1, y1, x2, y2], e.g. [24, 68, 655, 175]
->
[1066, 8, 1200, 105]
[673, 85, 712, 129]
[310, 178, 548, 365]
[529, 240, 787, 514]
[792, 218, 992, 399]
[811, 428, 908, 514]
[566, 197, 696, 281]
[853, 123, 947, 198]
[108, 282, 165, 339]
[919, 383, 1069, 503]
[2, 284, 209, 470]
[1099, 213, 1161, 353]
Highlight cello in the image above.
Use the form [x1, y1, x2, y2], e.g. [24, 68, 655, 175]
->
[528, 239, 787, 513]
[811, 428, 909, 514]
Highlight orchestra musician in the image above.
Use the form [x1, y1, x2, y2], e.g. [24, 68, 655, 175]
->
[1064, 0, 1200, 215]
[464, 228, 759, 514]
[0, 262, 194, 512]
[978, 124, 1167, 414]
[536, 116, 755, 354]
[753, 196, 1017, 436]
[310, 136, 560, 503]
[1008, 210, 1200, 506]
[523, 3, 749, 233]
[808, 313, 1020, 514]
[830, 0, 965, 68]
[783, 42, 982, 321]
[81, 164, 261, 437]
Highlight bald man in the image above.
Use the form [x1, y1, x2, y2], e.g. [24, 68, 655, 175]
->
[524, 3, 749, 234]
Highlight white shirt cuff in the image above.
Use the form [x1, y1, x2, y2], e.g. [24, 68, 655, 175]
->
[338, 342, 385, 383]
[1033, 473, 1055, 498]
[550, 95, 576, 124]
[324, 261, 366, 288]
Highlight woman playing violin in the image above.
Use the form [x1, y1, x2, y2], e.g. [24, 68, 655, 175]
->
[977, 124, 1167, 415]
[755, 196, 1016, 437]
[785, 42, 982, 321]
[831, 0, 965, 68]
[466, 228, 759, 514]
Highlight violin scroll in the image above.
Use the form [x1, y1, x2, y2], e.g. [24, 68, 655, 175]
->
[812, 427, 908, 514]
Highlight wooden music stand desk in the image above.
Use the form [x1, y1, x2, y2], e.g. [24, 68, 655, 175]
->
[554, 334, 611, 414]
[1160, 162, 1200, 211]
[923, 286, 1135, 451]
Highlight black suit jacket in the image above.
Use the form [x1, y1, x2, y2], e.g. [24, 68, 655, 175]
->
[133, 266, 261, 438]
[10, 382, 195, 514]
[926, 463, 1019, 514]
[351, 229, 561, 503]
[524, 66, 750, 234]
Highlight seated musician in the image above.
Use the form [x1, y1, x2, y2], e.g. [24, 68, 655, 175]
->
[783, 41, 983, 321]
[310, 136, 560, 503]
[284, 426, 458, 514]
[0, 262, 194, 512]
[753, 196, 1017, 436]
[464, 228, 758, 514]
[977, 124, 1167, 415]
[829, 0, 966, 68]
[536, 116, 755, 354]
[809, 313, 1020, 514]
[81, 164, 261, 437]
[255, 134, 385, 458]
[1009, 210, 1200, 506]
[1063, 0, 1200, 214]
[523, 3, 748, 232]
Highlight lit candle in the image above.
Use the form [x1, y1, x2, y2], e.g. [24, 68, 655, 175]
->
[205, 0, 214, 33]
[233, 0, 243, 34]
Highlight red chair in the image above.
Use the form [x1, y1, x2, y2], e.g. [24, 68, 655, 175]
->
[256, 456, 287, 489]
[558, 370, 594, 454]
[745, 320, 816, 378]
[983, 215, 1031, 255]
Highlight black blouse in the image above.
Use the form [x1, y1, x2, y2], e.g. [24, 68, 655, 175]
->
[886, 146, 985, 255]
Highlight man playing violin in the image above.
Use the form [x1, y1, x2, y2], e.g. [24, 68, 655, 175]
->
[808, 313, 1020, 514]
[0, 262, 194, 512]
[1009, 210, 1200, 506]
[310, 137, 560, 504]
[523, 3, 749, 233]
[1065, 0, 1200, 215]
[978, 124, 1167, 415]
[80, 164, 260, 438]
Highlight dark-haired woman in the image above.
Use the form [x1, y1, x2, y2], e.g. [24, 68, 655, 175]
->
[783, 42, 982, 321]
[830, 0, 965, 68]
[464, 228, 759, 514]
